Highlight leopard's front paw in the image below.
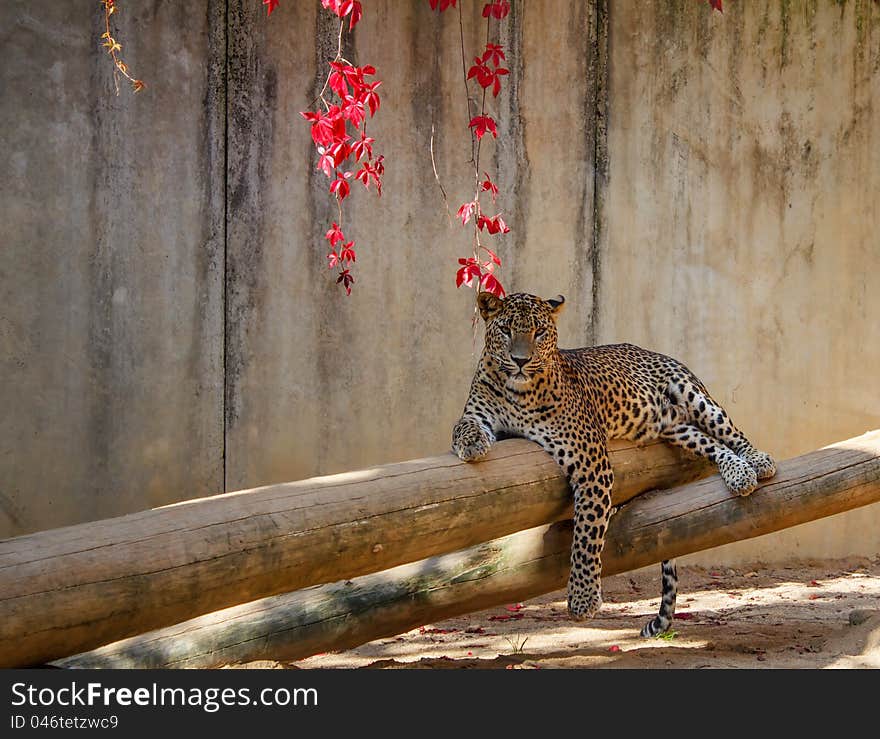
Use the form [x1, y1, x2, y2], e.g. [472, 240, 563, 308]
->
[452, 419, 493, 462]
[567, 583, 602, 622]
[719, 453, 758, 497]
[742, 449, 777, 481]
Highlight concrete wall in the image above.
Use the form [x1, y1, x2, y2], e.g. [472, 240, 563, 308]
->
[1, 0, 225, 533]
[1, 0, 878, 563]
[601, 0, 880, 563]
[222, 0, 602, 491]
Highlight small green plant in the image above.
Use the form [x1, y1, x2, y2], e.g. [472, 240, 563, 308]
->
[504, 634, 529, 654]
[655, 630, 678, 641]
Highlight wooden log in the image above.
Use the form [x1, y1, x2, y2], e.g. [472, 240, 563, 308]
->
[0, 438, 710, 668]
[58, 430, 880, 669]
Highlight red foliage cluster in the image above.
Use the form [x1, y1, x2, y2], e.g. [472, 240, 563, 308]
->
[96, 2, 728, 299]
[467, 44, 508, 97]
[266, 0, 363, 26]
[320, 0, 364, 30]
[266, 0, 724, 298]
[270, 1, 383, 295]
[428, 0, 514, 300]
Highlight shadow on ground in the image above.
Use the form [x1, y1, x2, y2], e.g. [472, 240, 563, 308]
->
[275, 557, 880, 670]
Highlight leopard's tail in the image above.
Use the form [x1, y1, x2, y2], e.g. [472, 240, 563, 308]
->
[639, 559, 677, 637]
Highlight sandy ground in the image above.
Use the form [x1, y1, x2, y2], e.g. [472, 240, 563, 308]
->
[253, 557, 880, 670]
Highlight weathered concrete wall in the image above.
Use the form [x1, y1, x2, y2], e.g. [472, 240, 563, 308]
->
[1, 0, 878, 564]
[0, 0, 225, 535]
[602, 0, 880, 563]
[222, 0, 600, 489]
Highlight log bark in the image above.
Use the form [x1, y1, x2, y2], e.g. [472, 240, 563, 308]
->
[0, 438, 710, 667]
[58, 430, 880, 669]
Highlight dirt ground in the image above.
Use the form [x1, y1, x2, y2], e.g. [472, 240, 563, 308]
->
[262, 557, 880, 670]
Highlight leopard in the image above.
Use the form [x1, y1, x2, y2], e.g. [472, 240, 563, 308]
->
[451, 291, 777, 637]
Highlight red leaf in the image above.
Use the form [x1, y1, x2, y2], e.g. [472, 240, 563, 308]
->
[336, 268, 354, 295]
[808, 580, 820, 587]
[429, 0, 458, 11]
[469, 115, 498, 140]
[455, 258, 482, 289]
[355, 159, 383, 194]
[482, 247, 501, 267]
[328, 61, 349, 98]
[477, 213, 510, 235]
[481, 43, 506, 67]
[329, 140, 350, 167]
[329, 170, 352, 201]
[480, 272, 505, 297]
[326, 251, 340, 269]
[467, 57, 510, 97]
[488, 612, 523, 621]
[351, 133, 375, 162]
[301, 106, 349, 148]
[325, 222, 345, 247]
[481, 172, 499, 202]
[340, 241, 356, 263]
[358, 80, 382, 117]
[491, 67, 509, 97]
[468, 59, 509, 97]
[456, 201, 476, 225]
[482, 1, 510, 20]
[348, 0, 362, 30]
[467, 60, 486, 83]
[263, 0, 280, 16]
[709, 0, 723, 12]
[505, 603, 523, 612]
[341, 95, 366, 127]
[316, 147, 336, 178]
[321, 1, 363, 30]
[674, 612, 695, 620]
[608, 645, 621, 653]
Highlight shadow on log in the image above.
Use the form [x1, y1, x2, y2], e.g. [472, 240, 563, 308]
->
[57, 430, 880, 669]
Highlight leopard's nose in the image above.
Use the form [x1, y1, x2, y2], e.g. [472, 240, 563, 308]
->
[512, 356, 528, 369]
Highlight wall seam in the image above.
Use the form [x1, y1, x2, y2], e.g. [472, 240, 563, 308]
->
[222, 0, 229, 492]
[589, 0, 609, 345]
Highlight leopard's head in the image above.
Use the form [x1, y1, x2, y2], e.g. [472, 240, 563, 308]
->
[478, 291, 565, 387]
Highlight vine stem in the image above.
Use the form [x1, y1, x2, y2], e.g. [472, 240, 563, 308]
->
[457, 3, 476, 165]
[430, 124, 453, 223]
[469, 13, 494, 285]
[473, 14, 492, 184]
[101, 1, 144, 94]
[436, 2, 507, 324]
[307, 17, 347, 112]
[309, 17, 348, 235]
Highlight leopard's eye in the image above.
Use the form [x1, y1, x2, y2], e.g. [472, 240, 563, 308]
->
[499, 326, 511, 338]
[535, 328, 546, 341]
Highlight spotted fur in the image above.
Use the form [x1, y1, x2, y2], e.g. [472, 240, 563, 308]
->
[452, 292, 777, 635]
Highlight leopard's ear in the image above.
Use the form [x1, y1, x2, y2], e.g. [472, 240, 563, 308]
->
[477, 292, 504, 321]
[546, 294, 565, 319]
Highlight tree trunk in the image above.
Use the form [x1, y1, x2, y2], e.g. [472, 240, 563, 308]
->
[0, 438, 710, 667]
[57, 431, 880, 669]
